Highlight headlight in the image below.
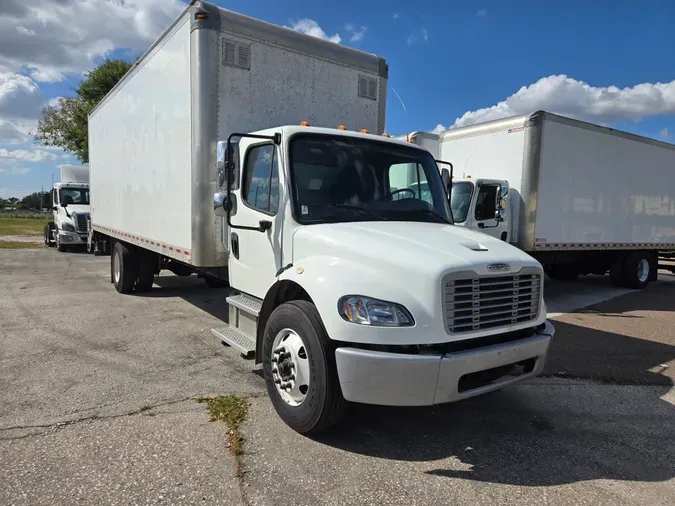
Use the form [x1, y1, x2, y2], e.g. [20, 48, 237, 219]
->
[61, 222, 76, 232]
[338, 295, 414, 327]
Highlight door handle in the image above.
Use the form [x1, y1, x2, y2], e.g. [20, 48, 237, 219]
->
[231, 232, 239, 259]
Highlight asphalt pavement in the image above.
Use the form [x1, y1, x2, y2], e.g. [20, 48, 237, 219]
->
[1, 248, 673, 505]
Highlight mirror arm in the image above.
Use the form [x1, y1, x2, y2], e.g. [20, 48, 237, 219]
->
[220, 131, 281, 233]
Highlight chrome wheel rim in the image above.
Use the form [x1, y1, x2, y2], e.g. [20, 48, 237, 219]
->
[270, 328, 310, 406]
[637, 258, 649, 283]
[113, 250, 121, 284]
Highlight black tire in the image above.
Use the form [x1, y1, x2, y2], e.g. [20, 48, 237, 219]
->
[262, 300, 347, 435]
[620, 251, 652, 289]
[111, 241, 138, 294]
[56, 231, 67, 252]
[43, 224, 50, 246]
[135, 250, 156, 292]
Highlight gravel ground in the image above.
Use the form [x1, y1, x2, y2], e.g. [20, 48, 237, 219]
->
[1, 248, 673, 505]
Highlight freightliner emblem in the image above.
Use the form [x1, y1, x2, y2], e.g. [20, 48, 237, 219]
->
[487, 263, 510, 272]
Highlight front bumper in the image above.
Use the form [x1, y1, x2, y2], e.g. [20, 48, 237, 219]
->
[334, 320, 554, 406]
[58, 230, 87, 245]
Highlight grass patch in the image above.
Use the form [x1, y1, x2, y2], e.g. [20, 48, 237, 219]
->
[0, 240, 44, 249]
[0, 218, 49, 236]
[197, 394, 250, 478]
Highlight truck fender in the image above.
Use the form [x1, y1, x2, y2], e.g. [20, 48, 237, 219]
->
[255, 256, 424, 363]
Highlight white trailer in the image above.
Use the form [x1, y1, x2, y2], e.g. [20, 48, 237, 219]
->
[44, 165, 90, 252]
[405, 111, 675, 289]
[87, 1, 555, 434]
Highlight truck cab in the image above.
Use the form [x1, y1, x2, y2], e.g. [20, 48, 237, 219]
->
[207, 123, 554, 434]
[45, 167, 90, 252]
[450, 177, 511, 243]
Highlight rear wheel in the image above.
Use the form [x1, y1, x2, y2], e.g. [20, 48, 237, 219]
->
[620, 251, 652, 289]
[262, 300, 347, 435]
[111, 241, 138, 294]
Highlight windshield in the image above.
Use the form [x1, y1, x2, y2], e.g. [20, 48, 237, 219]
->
[288, 133, 453, 225]
[449, 181, 473, 223]
[59, 187, 90, 206]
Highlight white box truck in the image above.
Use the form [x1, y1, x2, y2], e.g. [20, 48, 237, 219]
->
[403, 111, 675, 289]
[87, 0, 555, 434]
[44, 165, 90, 252]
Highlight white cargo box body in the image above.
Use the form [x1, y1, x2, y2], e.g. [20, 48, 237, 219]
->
[440, 111, 675, 251]
[88, 0, 387, 267]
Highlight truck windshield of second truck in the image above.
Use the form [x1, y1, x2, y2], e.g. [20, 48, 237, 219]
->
[289, 133, 453, 225]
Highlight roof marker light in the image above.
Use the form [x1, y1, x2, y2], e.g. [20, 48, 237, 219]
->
[300, 120, 310, 126]
[338, 125, 347, 130]
[360, 128, 369, 133]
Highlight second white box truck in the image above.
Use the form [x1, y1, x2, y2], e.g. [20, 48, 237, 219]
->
[87, 1, 555, 434]
[403, 111, 675, 289]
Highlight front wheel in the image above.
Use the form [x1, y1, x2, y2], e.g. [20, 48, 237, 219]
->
[262, 300, 347, 435]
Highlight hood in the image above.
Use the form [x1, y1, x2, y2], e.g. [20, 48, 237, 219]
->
[292, 221, 540, 277]
[65, 204, 90, 215]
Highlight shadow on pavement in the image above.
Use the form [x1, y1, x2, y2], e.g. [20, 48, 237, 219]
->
[135, 274, 230, 323]
[312, 310, 674, 486]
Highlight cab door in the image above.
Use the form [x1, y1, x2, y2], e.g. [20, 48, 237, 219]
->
[226, 138, 285, 299]
[468, 179, 510, 242]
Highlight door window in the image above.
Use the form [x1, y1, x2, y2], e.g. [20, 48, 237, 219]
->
[474, 183, 500, 221]
[242, 144, 279, 214]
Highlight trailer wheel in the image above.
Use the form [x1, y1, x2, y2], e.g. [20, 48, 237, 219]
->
[262, 300, 347, 435]
[620, 251, 652, 289]
[135, 251, 156, 292]
[112, 241, 138, 294]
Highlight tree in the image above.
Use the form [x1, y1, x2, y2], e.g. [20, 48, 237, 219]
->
[33, 58, 133, 164]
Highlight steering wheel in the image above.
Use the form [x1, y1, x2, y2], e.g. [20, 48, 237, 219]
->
[387, 188, 416, 200]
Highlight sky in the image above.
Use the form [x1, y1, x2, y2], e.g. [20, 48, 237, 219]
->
[1, 0, 674, 199]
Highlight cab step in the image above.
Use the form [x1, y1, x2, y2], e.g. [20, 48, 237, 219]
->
[210, 292, 263, 359]
[212, 326, 256, 358]
[226, 293, 262, 317]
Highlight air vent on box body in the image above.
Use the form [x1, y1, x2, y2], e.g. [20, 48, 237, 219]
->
[358, 75, 378, 100]
[222, 38, 251, 70]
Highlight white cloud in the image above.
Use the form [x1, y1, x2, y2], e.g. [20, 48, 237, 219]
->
[431, 124, 446, 135]
[660, 127, 669, 139]
[0, 167, 31, 175]
[0, 0, 186, 83]
[433, 75, 675, 132]
[477, 9, 487, 17]
[393, 13, 400, 20]
[0, 73, 43, 120]
[407, 28, 429, 45]
[287, 19, 341, 44]
[0, 186, 34, 199]
[0, 147, 57, 163]
[0, 120, 34, 144]
[346, 23, 367, 43]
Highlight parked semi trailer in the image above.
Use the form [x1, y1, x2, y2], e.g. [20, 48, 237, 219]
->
[402, 111, 675, 289]
[44, 165, 90, 252]
[87, 0, 555, 434]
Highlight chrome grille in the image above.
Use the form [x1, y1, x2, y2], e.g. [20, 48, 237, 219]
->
[75, 214, 88, 233]
[445, 273, 541, 333]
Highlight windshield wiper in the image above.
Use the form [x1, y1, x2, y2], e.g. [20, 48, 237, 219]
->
[312, 204, 390, 221]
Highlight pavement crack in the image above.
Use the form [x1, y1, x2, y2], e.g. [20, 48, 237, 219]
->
[0, 396, 198, 439]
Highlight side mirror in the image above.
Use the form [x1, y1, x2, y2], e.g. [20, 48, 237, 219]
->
[61, 202, 68, 208]
[495, 184, 507, 222]
[52, 206, 58, 211]
[213, 191, 232, 217]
